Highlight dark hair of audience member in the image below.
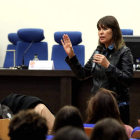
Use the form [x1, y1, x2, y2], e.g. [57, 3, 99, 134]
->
[52, 126, 88, 140]
[90, 118, 129, 140]
[51, 105, 84, 134]
[86, 88, 123, 124]
[8, 110, 48, 140]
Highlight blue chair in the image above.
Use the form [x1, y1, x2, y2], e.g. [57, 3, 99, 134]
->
[131, 126, 140, 139]
[121, 29, 133, 35]
[83, 123, 95, 127]
[46, 135, 54, 140]
[3, 33, 20, 68]
[84, 123, 95, 137]
[51, 31, 85, 70]
[16, 28, 48, 67]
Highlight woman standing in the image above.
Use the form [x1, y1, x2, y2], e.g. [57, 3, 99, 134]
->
[61, 16, 133, 124]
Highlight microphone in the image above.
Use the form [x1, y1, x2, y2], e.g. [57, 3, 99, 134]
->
[20, 41, 34, 69]
[92, 46, 102, 71]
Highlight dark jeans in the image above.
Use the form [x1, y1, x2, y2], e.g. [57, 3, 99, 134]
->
[119, 105, 130, 125]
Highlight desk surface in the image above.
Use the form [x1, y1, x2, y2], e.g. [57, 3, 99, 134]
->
[0, 69, 75, 77]
[0, 69, 139, 78]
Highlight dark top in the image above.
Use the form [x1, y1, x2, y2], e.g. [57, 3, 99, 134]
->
[1, 94, 45, 114]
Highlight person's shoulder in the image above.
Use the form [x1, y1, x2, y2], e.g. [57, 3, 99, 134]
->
[124, 124, 133, 134]
[113, 46, 129, 54]
[120, 46, 129, 51]
[124, 124, 133, 138]
[118, 46, 131, 55]
[124, 124, 133, 130]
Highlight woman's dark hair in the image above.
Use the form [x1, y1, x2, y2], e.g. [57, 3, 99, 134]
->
[51, 105, 84, 134]
[97, 16, 125, 50]
[90, 118, 129, 140]
[52, 126, 88, 140]
[86, 88, 123, 125]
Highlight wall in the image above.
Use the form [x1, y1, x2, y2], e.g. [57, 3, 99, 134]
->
[0, 0, 140, 67]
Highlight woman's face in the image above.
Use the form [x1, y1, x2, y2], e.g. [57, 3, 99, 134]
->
[98, 25, 113, 48]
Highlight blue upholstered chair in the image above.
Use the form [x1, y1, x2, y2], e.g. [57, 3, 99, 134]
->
[3, 33, 20, 68]
[83, 124, 95, 127]
[16, 28, 48, 67]
[131, 126, 140, 139]
[46, 135, 54, 140]
[51, 31, 85, 70]
[84, 123, 95, 137]
[121, 29, 133, 35]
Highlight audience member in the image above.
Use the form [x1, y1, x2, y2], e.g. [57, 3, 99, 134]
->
[90, 118, 129, 140]
[1, 93, 55, 133]
[52, 126, 88, 140]
[8, 110, 48, 140]
[51, 105, 84, 134]
[86, 88, 133, 138]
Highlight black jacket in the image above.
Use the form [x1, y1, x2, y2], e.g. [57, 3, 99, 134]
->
[65, 46, 134, 102]
[1, 94, 45, 114]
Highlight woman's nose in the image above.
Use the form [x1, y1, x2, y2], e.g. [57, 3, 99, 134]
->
[99, 29, 103, 34]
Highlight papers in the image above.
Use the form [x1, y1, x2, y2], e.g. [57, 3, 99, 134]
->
[29, 60, 54, 70]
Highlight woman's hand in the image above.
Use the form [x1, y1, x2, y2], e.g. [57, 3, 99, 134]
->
[61, 34, 75, 59]
[93, 54, 110, 68]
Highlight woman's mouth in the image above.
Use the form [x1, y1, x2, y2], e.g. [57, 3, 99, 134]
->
[100, 37, 105, 40]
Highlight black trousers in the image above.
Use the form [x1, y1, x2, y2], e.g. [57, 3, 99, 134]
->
[119, 105, 130, 125]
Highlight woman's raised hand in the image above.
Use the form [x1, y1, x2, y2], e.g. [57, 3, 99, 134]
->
[61, 34, 75, 58]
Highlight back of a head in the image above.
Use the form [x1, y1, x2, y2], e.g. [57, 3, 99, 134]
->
[52, 126, 88, 140]
[52, 105, 84, 134]
[86, 88, 122, 124]
[9, 110, 48, 140]
[90, 118, 129, 140]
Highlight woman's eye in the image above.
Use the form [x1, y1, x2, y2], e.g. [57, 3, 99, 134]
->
[104, 27, 108, 30]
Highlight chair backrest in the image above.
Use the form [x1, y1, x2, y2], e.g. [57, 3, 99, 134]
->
[131, 126, 140, 139]
[16, 28, 48, 66]
[46, 135, 54, 140]
[0, 119, 10, 140]
[121, 29, 133, 35]
[51, 31, 85, 70]
[84, 123, 95, 137]
[3, 33, 20, 68]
